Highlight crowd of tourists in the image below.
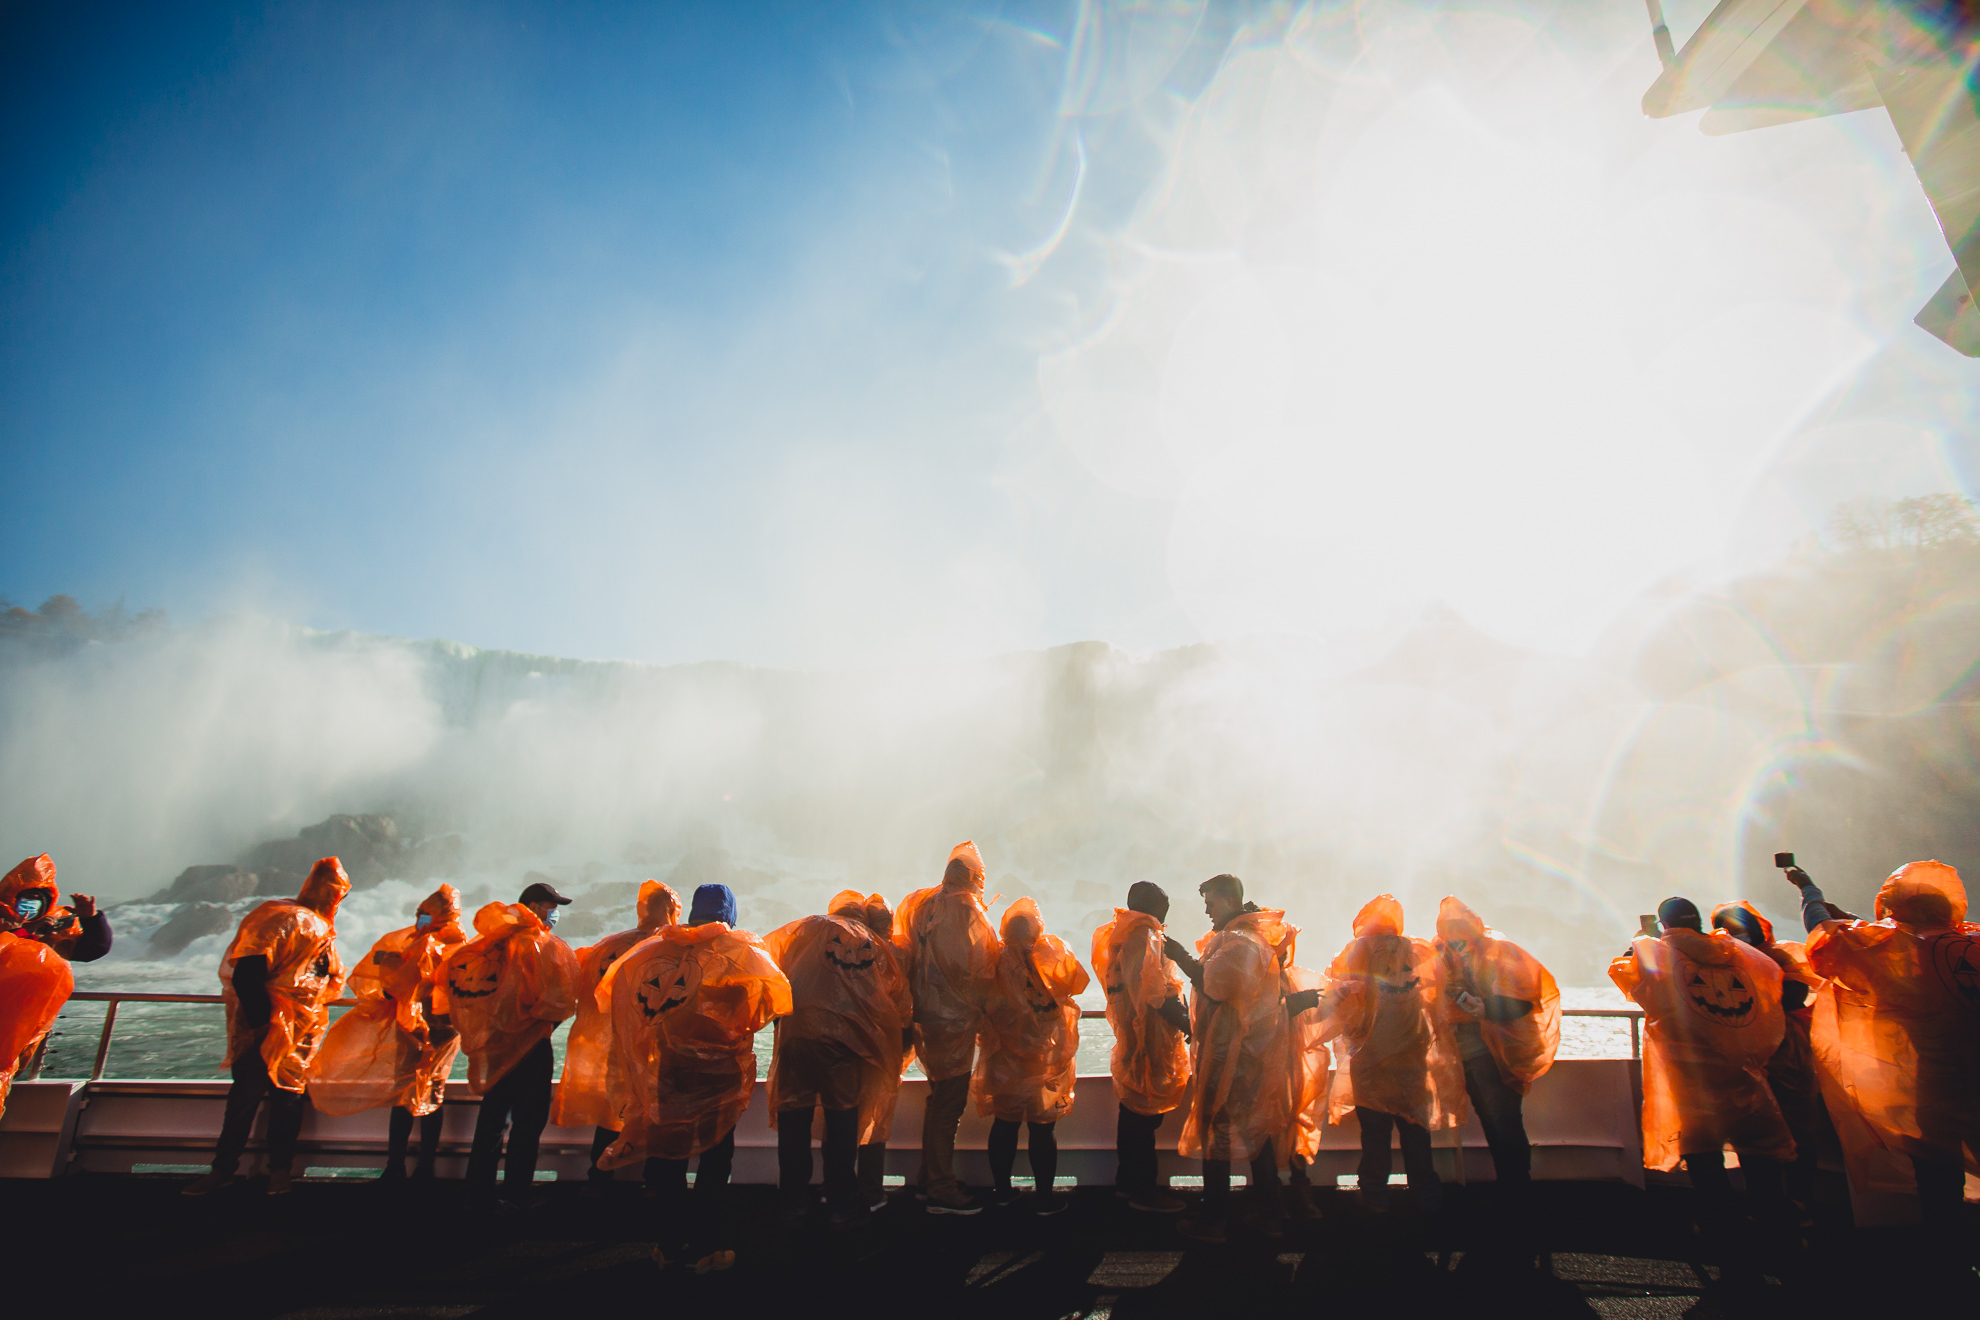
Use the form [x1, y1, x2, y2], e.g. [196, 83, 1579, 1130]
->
[0, 843, 1973, 1277]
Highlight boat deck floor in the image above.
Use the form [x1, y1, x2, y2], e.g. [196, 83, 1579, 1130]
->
[7, 1175, 1974, 1318]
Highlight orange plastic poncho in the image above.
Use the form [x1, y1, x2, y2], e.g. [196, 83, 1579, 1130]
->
[893, 841, 1002, 1082]
[1282, 959, 1333, 1161]
[1178, 907, 1297, 1161]
[597, 920, 793, 1166]
[550, 880, 681, 1129]
[855, 892, 912, 1144]
[1710, 900, 1825, 1136]
[309, 885, 468, 1116]
[972, 898, 1089, 1123]
[1610, 925, 1794, 1171]
[1091, 908, 1190, 1117]
[763, 890, 912, 1128]
[1804, 861, 1980, 1172]
[0, 928, 74, 1119]
[219, 857, 350, 1093]
[434, 901, 580, 1093]
[0, 854, 87, 961]
[1325, 896, 1465, 1131]
[1434, 897, 1561, 1094]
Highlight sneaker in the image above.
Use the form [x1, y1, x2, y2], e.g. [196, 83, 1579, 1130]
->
[1033, 1192, 1071, 1217]
[780, 1196, 812, 1226]
[1176, 1215, 1227, 1244]
[989, 1185, 1023, 1208]
[180, 1171, 235, 1198]
[1287, 1184, 1321, 1220]
[868, 1193, 889, 1212]
[1236, 1207, 1284, 1240]
[1128, 1191, 1187, 1214]
[693, 1249, 737, 1275]
[829, 1204, 866, 1232]
[266, 1170, 294, 1196]
[926, 1191, 985, 1216]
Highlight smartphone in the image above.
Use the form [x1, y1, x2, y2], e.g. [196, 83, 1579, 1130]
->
[1774, 852, 1795, 869]
[1638, 913, 1661, 937]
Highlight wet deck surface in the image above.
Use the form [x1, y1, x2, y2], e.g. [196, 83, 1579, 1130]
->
[10, 1175, 1976, 1318]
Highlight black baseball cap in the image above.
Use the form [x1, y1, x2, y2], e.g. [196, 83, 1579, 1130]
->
[518, 881, 573, 907]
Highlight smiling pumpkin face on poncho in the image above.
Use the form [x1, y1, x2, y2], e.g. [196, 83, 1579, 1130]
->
[435, 901, 580, 1094]
[1610, 925, 1793, 1171]
[551, 880, 682, 1129]
[1324, 895, 1466, 1131]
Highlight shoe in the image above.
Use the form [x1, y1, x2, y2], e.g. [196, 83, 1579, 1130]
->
[1033, 1192, 1071, 1217]
[411, 1162, 437, 1182]
[267, 1170, 294, 1195]
[1287, 1184, 1321, 1220]
[180, 1171, 235, 1198]
[829, 1204, 866, 1232]
[868, 1193, 889, 1212]
[1128, 1191, 1187, 1214]
[652, 1244, 678, 1271]
[926, 1191, 984, 1215]
[780, 1196, 812, 1226]
[1236, 1208, 1284, 1240]
[1176, 1215, 1227, 1244]
[378, 1161, 406, 1182]
[990, 1185, 1023, 1208]
[693, 1249, 737, 1275]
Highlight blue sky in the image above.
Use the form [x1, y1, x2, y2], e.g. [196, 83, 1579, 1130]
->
[5, 1, 1975, 666]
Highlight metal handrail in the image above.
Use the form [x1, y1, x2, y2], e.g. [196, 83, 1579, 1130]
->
[32, 989, 1646, 1084]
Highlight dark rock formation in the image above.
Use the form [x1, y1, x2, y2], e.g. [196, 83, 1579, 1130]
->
[148, 865, 258, 904]
[148, 902, 237, 958]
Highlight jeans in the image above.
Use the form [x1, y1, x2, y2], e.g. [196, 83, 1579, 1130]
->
[779, 1105, 860, 1209]
[1461, 1049, 1531, 1184]
[1684, 1148, 1787, 1271]
[1203, 1137, 1280, 1219]
[465, 1037, 554, 1197]
[918, 1073, 971, 1200]
[1356, 1107, 1441, 1211]
[988, 1119, 1058, 1193]
[1116, 1105, 1167, 1195]
[652, 1127, 736, 1251]
[386, 1105, 444, 1175]
[212, 1045, 306, 1175]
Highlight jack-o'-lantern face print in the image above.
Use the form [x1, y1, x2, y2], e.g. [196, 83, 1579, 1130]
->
[1931, 934, 1980, 1014]
[823, 924, 877, 973]
[635, 949, 702, 1021]
[448, 948, 503, 1000]
[1680, 958, 1757, 1026]
[1370, 937, 1422, 996]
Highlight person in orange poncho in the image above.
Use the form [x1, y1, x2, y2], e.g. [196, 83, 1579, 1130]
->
[1434, 896, 1560, 1197]
[763, 888, 911, 1228]
[1326, 894, 1464, 1216]
[1611, 896, 1793, 1259]
[182, 857, 350, 1197]
[1785, 860, 1980, 1228]
[1710, 898, 1829, 1204]
[855, 893, 911, 1212]
[1, 853, 112, 964]
[439, 880, 581, 1209]
[308, 884, 468, 1179]
[0, 914, 75, 1122]
[1280, 953, 1331, 1220]
[597, 882, 791, 1272]
[551, 880, 681, 1190]
[893, 840, 1001, 1214]
[1168, 874, 1309, 1243]
[973, 897, 1088, 1215]
[1092, 881, 1191, 1214]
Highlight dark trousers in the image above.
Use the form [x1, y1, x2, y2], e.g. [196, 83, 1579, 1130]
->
[1461, 1050, 1532, 1185]
[386, 1105, 444, 1175]
[1116, 1105, 1166, 1195]
[858, 1141, 887, 1203]
[1356, 1107, 1442, 1211]
[653, 1127, 737, 1251]
[1204, 1137, 1280, 1218]
[778, 1105, 860, 1209]
[988, 1118, 1058, 1193]
[1911, 1152, 1968, 1227]
[212, 1047, 306, 1175]
[586, 1125, 666, 1187]
[466, 1037, 554, 1197]
[1684, 1149, 1788, 1271]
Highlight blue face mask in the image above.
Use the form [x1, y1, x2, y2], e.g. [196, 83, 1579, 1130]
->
[414, 912, 433, 931]
[15, 895, 47, 920]
[543, 906, 560, 929]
